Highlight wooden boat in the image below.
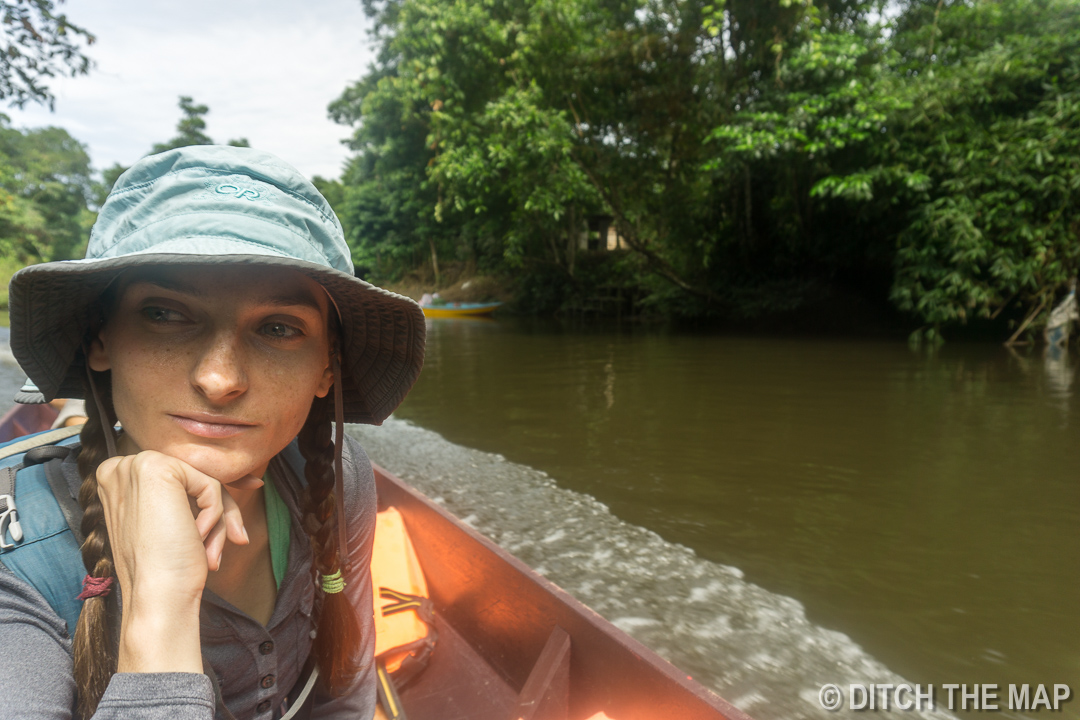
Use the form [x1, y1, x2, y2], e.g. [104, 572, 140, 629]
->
[0, 402, 750, 720]
[0, 402, 60, 442]
[421, 301, 502, 318]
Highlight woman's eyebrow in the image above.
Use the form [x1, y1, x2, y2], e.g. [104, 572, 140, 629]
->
[257, 291, 323, 312]
[133, 276, 322, 312]
[137, 277, 205, 297]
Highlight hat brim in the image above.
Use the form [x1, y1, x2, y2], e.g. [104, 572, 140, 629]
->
[8, 247, 425, 425]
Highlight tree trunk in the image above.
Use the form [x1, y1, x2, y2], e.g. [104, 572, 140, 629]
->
[567, 206, 577, 277]
[429, 239, 441, 287]
[744, 164, 753, 247]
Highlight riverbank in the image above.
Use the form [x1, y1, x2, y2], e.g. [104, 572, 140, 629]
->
[380, 266, 513, 307]
[0, 250, 1047, 344]
[377, 258, 915, 336]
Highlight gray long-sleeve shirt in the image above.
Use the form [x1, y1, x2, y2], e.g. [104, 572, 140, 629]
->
[0, 436, 377, 720]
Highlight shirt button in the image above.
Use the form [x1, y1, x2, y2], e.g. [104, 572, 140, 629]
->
[256, 699, 272, 713]
[259, 641, 274, 655]
[261, 674, 276, 689]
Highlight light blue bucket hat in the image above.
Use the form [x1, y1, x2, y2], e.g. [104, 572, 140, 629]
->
[8, 145, 425, 425]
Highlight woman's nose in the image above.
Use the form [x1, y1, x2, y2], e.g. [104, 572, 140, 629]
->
[190, 333, 248, 402]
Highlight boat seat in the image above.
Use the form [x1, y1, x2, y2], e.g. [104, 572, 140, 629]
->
[511, 625, 570, 720]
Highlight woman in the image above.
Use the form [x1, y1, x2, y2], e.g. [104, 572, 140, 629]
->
[0, 146, 425, 719]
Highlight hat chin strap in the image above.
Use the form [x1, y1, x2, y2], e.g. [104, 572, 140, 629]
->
[332, 353, 348, 571]
[85, 359, 118, 459]
[320, 286, 350, 571]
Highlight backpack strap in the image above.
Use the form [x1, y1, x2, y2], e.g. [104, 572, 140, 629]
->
[41, 450, 85, 545]
[271, 442, 322, 720]
[0, 428, 82, 550]
[0, 465, 23, 549]
[0, 425, 82, 461]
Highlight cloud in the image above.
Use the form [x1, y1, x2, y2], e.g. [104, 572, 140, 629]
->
[4, 0, 376, 179]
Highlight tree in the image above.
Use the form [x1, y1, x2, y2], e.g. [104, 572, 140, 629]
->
[883, 0, 1080, 332]
[0, 0, 94, 109]
[100, 97, 252, 200]
[150, 96, 250, 154]
[0, 113, 95, 261]
[709, 0, 1080, 332]
[334, 0, 730, 304]
[335, 0, 877, 313]
[337, 0, 1080, 332]
[329, 57, 458, 281]
[151, 96, 213, 154]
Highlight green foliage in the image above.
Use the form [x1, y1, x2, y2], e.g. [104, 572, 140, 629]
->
[705, 0, 1080, 328]
[0, 251, 25, 309]
[329, 51, 453, 280]
[150, 95, 251, 154]
[335, 0, 743, 301]
[0, 113, 94, 262]
[337, 0, 1080, 331]
[151, 96, 213, 154]
[0, 0, 94, 109]
[0, 3, 96, 269]
[884, 0, 1080, 325]
[511, 259, 575, 315]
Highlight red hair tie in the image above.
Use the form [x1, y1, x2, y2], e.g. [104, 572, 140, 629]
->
[76, 575, 114, 600]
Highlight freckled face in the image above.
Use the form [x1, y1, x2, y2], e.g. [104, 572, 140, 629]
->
[87, 266, 335, 483]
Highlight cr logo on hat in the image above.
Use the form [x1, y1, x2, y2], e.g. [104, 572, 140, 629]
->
[215, 183, 261, 201]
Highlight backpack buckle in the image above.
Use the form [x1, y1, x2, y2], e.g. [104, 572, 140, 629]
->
[0, 494, 22, 549]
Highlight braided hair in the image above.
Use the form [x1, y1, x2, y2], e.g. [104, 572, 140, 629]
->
[72, 369, 119, 719]
[297, 392, 363, 695]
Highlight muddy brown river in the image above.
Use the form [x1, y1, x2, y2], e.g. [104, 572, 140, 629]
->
[360, 318, 1077, 719]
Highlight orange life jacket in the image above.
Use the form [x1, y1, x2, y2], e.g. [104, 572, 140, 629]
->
[370, 507, 438, 720]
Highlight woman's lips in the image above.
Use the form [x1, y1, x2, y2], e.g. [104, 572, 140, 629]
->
[169, 414, 256, 439]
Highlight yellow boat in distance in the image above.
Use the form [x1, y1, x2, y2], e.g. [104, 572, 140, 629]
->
[421, 301, 502, 318]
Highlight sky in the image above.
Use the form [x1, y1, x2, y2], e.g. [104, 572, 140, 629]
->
[3, 0, 377, 180]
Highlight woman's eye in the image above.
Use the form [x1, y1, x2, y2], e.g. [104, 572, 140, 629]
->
[142, 306, 186, 324]
[261, 322, 301, 339]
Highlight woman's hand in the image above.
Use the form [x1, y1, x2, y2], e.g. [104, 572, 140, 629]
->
[96, 451, 252, 673]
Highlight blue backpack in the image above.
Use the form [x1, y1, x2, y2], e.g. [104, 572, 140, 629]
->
[0, 426, 87, 634]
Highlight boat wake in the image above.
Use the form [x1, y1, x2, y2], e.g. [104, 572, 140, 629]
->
[348, 418, 956, 720]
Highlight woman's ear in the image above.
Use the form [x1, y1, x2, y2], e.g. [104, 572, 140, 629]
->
[86, 331, 111, 372]
[314, 362, 334, 399]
